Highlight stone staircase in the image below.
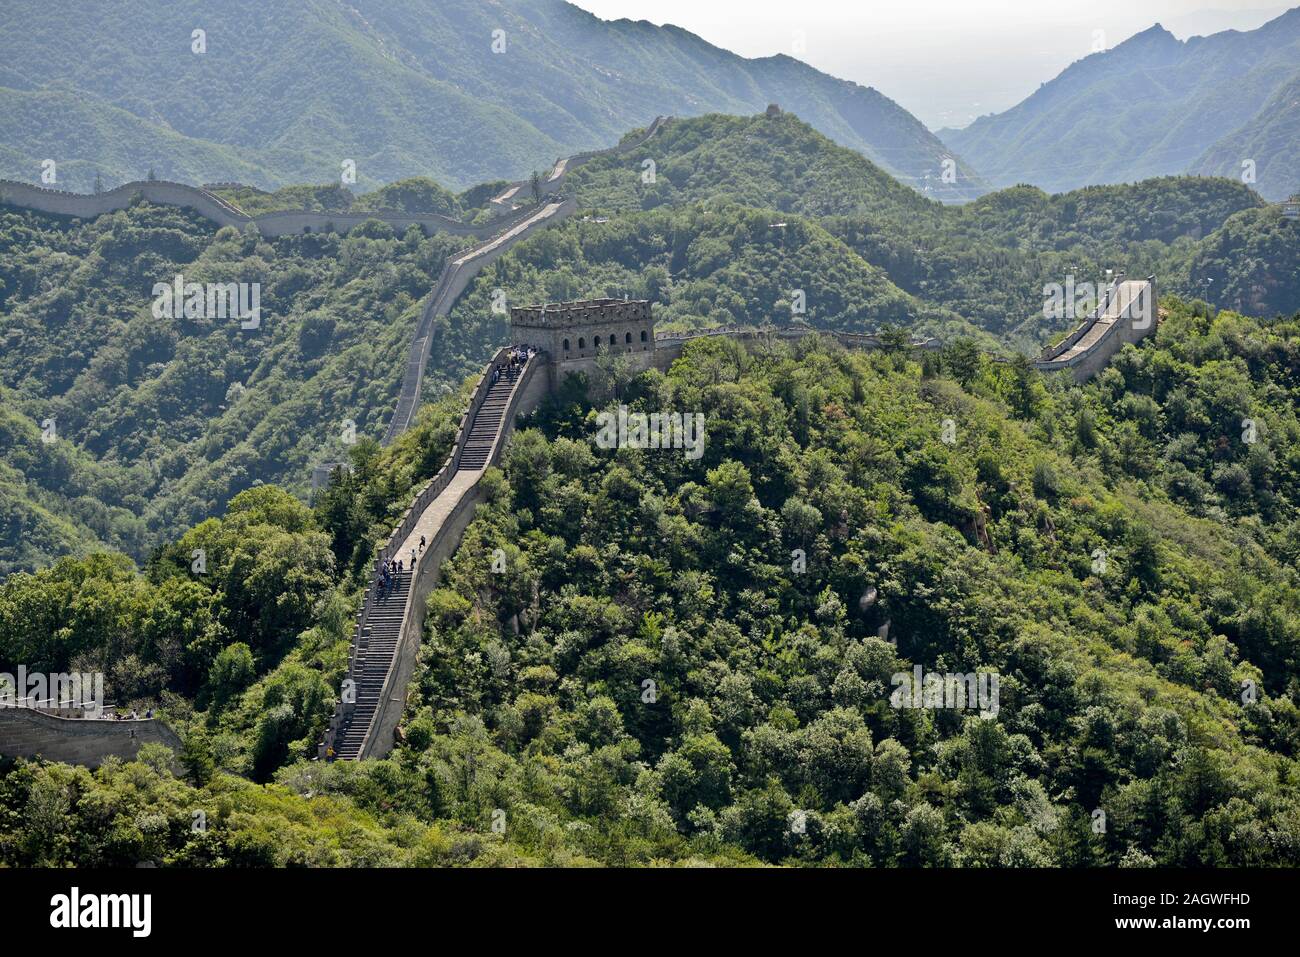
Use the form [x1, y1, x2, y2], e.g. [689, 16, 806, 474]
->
[458, 365, 523, 470]
[330, 569, 412, 760]
[320, 350, 539, 761]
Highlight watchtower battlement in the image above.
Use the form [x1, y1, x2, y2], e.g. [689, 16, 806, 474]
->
[510, 298, 651, 329]
[510, 298, 655, 369]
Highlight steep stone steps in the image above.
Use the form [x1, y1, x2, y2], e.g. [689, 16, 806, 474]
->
[457, 367, 525, 470]
[330, 570, 411, 760]
[325, 353, 534, 760]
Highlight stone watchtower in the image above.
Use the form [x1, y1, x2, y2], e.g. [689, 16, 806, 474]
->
[509, 298, 656, 384]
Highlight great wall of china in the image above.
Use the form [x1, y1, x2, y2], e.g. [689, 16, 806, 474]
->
[0, 176, 540, 240]
[0, 707, 183, 769]
[0, 116, 1158, 768]
[1033, 277, 1157, 380]
[0, 116, 672, 245]
[318, 276, 1155, 762]
[381, 197, 577, 444]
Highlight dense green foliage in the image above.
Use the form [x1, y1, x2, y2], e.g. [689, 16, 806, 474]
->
[0, 748, 433, 866]
[477, 114, 1289, 353]
[365, 304, 1300, 865]
[566, 112, 941, 219]
[942, 13, 1300, 200]
[4, 2, 1300, 870]
[433, 200, 989, 398]
[0, 201, 469, 572]
[1176, 206, 1300, 319]
[4, 301, 1300, 866]
[2, 111, 1295, 575]
[207, 178, 468, 220]
[0, 382, 468, 780]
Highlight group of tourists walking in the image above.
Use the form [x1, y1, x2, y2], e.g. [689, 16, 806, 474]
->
[490, 344, 536, 386]
[378, 556, 405, 598]
[378, 535, 430, 599]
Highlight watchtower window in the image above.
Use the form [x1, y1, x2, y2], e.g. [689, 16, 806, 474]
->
[625, 332, 632, 344]
[640, 330, 647, 342]
[578, 337, 585, 349]
[563, 338, 570, 351]
[609, 334, 616, 345]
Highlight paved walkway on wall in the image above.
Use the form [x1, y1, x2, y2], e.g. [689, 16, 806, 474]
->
[396, 470, 479, 570]
[1036, 278, 1156, 375]
[382, 199, 572, 445]
[324, 358, 536, 760]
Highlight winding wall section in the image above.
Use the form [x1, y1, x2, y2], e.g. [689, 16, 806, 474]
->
[0, 708, 183, 769]
[0, 178, 546, 239]
[382, 198, 576, 445]
[320, 349, 549, 760]
[488, 116, 669, 212]
[1034, 277, 1157, 381]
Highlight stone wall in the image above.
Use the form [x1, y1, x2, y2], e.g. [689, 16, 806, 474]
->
[359, 356, 548, 759]
[489, 115, 669, 212]
[0, 708, 182, 768]
[0, 179, 247, 227]
[650, 325, 941, 371]
[511, 300, 654, 362]
[0, 178, 541, 240]
[382, 198, 577, 445]
[1034, 278, 1158, 382]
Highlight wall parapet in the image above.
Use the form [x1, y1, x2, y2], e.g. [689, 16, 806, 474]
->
[0, 707, 182, 769]
[0, 178, 546, 241]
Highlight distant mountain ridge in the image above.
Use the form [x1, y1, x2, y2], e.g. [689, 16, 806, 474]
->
[0, 0, 985, 201]
[940, 8, 1300, 200]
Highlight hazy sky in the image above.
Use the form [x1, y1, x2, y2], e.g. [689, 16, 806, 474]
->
[570, 1, 1288, 128]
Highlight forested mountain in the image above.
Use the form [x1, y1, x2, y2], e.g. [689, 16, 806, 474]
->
[0, 202, 461, 573]
[564, 111, 940, 219]
[940, 8, 1300, 200]
[465, 114, 1284, 350]
[0, 0, 983, 201]
[1195, 69, 1300, 199]
[4, 300, 1300, 866]
[1, 111, 1294, 575]
[7, 0, 1300, 887]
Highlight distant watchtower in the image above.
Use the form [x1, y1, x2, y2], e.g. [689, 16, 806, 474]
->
[1282, 197, 1299, 222]
[510, 298, 656, 383]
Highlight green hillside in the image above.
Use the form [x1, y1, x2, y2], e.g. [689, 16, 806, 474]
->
[0, 201, 466, 573]
[1, 111, 1295, 573]
[3, 300, 1300, 866]
[206, 178, 468, 219]
[428, 200, 987, 401]
[0, 0, 984, 200]
[566, 112, 944, 219]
